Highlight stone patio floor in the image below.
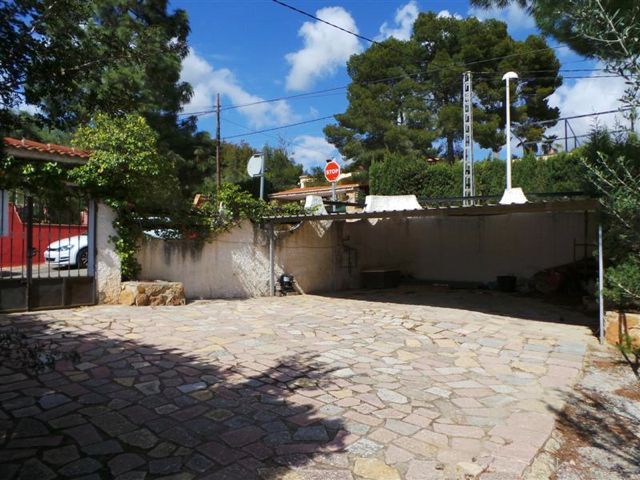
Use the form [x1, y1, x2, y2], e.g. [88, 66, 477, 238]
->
[0, 288, 597, 479]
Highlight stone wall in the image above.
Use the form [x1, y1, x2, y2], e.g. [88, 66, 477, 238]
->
[119, 281, 186, 306]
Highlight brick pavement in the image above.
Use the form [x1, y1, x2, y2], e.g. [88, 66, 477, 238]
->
[0, 288, 596, 479]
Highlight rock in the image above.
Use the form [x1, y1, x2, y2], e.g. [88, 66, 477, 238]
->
[605, 311, 640, 348]
[120, 281, 186, 307]
[119, 288, 135, 306]
[354, 458, 401, 480]
[135, 293, 149, 306]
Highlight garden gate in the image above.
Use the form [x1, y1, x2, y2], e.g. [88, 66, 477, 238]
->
[0, 189, 96, 312]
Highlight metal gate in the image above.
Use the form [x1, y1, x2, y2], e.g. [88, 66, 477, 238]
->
[0, 189, 96, 312]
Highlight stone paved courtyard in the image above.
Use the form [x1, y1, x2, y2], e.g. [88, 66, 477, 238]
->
[0, 288, 597, 479]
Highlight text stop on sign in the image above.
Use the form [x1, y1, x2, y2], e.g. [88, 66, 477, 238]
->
[324, 160, 341, 182]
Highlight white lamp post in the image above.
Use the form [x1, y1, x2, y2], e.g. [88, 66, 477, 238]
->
[499, 71, 528, 205]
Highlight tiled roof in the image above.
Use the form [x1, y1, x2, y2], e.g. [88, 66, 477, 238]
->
[270, 182, 363, 198]
[3, 137, 90, 159]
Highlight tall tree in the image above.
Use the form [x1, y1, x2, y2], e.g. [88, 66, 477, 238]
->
[471, 0, 640, 107]
[325, 13, 562, 164]
[324, 38, 437, 168]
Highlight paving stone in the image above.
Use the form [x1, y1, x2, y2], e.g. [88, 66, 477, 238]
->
[19, 458, 57, 480]
[58, 457, 102, 476]
[405, 460, 447, 480]
[64, 423, 103, 445]
[119, 428, 158, 449]
[197, 441, 247, 465]
[82, 439, 124, 455]
[376, 388, 408, 404]
[220, 425, 265, 448]
[384, 419, 420, 436]
[91, 412, 137, 436]
[12, 418, 49, 438]
[345, 438, 383, 457]
[293, 425, 329, 442]
[0, 290, 592, 480]
[108, 453, 146, 476]
[135, 380, 161, 395]
[177, 382, 207, 394]
[186, 453, 214, 473]
[42, 445, 80, 465]
[353, 458, 401, 480]
[149, 457, 182, 475]
[38, 393, 71, 410]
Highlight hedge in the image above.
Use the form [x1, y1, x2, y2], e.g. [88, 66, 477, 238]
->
[370, 152, 589, 198]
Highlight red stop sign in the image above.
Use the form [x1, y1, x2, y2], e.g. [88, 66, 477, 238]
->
[324, 160, 341, 182]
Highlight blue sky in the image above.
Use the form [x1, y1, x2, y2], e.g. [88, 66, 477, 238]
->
[173, 0, 631, 171]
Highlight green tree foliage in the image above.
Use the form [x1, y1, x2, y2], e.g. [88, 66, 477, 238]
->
[71, 113, 181, 278]
[324, 38, 437, 168]
[325, 13, 561, 166]
[470, 1, 639, 107]
[580, 131, 640, 308]
[370, 152, 587, 198]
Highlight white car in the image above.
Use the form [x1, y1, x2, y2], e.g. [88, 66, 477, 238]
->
[44, 234, 89, 268]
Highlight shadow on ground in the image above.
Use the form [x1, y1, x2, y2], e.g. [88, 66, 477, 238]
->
[325, 285, 598, 333]
[0, 312, 348, 479]
[545, 358, 640, 480]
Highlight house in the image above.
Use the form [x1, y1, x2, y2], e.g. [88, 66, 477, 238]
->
[269, 174, 368, 210]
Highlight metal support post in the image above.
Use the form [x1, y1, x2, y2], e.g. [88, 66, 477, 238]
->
[25, 196, 33, 310]
[331, 181, 337, 213]
[268, 224, 275, 296]
[598, 222, 605, 344]
[462, 71, 474, 205]
[260, 148, 266, 201]
[216, 94, 221, 191]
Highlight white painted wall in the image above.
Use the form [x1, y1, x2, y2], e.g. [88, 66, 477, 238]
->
[95, 203, 121, 303]
[138, 220, 339, 299]
[136, 211, 594, 298]
[343, 212, 595, 285]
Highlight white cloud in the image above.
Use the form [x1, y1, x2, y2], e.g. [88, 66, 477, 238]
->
[181, 48, 298, 128]
[468, 3, 535, 31]
[285, 7, 362, 91]
[436, 10, 462, 20]
[377, 1, 420, 41]
[291, 135, 342, 171]
[547, 70, 633, 139]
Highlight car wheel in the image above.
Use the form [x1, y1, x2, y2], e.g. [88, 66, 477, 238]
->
[77, 248, 89, 269]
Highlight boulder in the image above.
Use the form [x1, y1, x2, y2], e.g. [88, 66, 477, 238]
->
[119, 281, 186, 306]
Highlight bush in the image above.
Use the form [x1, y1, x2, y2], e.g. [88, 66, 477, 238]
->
[370, 152, 587, 198]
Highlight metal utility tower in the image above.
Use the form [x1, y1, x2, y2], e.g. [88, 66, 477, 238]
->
[462, 71, 474, 205]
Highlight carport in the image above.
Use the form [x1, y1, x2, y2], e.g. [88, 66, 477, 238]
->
[263, 196, 605, 342]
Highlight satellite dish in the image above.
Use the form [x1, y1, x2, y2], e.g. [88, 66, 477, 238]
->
[247, 154, 264, 177]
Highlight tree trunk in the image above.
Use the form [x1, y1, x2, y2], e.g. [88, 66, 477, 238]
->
[446, 136, 454, 163]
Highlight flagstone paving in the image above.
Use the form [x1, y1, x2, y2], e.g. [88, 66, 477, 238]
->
[0, 288, 596, 479]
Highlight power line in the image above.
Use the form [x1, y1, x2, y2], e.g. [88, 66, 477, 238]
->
[222, 115, 335, 140]
[271, 0, 380, 45]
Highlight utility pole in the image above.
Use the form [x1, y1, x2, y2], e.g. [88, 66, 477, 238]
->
[216, 93, 221, 191]
[462, 71, 474, 206]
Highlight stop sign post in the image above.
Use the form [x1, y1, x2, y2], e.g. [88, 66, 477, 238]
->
[324, 160, 341, 212]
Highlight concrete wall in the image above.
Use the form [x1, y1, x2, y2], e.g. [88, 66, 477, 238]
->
[138, 220, 339, 299]
[136, 211, 594, 299]
[342, 211, 595, 286]
[95, 203, 121, 303]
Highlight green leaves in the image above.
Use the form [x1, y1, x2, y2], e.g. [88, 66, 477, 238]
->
[326, 12, 562, 165]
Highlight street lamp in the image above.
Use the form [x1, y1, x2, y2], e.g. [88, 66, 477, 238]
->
[499, 71, 528, 205]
